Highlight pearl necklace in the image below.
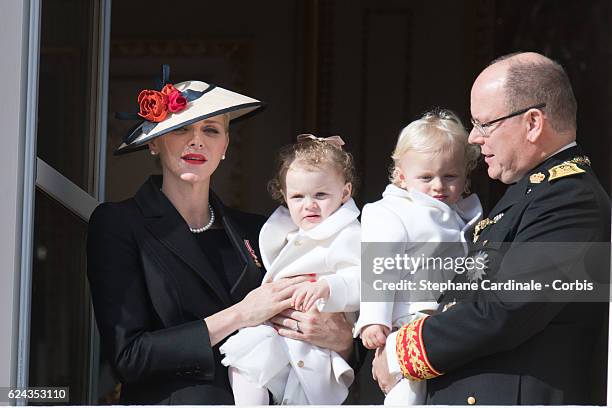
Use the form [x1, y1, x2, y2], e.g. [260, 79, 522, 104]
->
[189, 204, 215, 233]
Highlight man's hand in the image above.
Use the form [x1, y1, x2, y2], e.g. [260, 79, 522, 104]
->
[272, 307, 353, 359]
[372, 345, 402, 395]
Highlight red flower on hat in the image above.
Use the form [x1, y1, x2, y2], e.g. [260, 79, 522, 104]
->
[137, 84, 189, 123]
[137, 90, 168, 122]
[162, 84, 188, 113]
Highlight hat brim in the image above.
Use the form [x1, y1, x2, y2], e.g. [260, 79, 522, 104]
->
[114, 81, 265, 155]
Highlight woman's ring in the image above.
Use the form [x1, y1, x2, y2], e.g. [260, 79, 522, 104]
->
[295, 321, 300, 332]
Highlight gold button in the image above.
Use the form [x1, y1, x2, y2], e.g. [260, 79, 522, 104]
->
[467, 396, 476, 405]
[297, 360, 304, 368]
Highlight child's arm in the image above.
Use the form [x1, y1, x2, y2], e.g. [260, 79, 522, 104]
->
[317, 222, 362, 313]
[354, 203, 407, 337]
[291, 222, 361, 312]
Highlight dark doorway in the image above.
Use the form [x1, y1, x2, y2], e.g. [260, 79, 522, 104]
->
[99, 0, 611, 404]
[108, 0, 611, 216]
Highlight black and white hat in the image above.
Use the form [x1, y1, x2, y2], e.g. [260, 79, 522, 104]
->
[115, 66, 264, 155]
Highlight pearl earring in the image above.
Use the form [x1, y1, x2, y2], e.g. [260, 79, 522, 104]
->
[221, 154, 226, 160]
[150, 150, 157, 156]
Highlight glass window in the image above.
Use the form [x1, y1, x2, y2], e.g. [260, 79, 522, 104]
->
[29, 189, 91, 404]
[37, 0, 98, 193]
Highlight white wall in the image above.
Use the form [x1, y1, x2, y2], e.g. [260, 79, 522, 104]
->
[0, 0, 33, 389]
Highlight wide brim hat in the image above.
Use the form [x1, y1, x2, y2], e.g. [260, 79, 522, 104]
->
[115, 79, 265, 155]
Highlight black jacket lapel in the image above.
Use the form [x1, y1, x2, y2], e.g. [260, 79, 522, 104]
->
[209, 192, 263, 303]
[488, 182, 523, 217]
[136, 176, 232, 307]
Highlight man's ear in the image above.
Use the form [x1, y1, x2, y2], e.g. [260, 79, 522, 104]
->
[525, 108, 545, 143]
[341, 182, 353, 203]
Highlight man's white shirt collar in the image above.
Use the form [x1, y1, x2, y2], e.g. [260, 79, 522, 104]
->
[546, 141, 577, 161]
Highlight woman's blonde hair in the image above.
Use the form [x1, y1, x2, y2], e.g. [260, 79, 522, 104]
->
[268, 137, 357, 204]
[390, 108, 480, 191]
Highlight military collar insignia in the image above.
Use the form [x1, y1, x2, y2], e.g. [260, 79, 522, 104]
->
[529, 172, 546, 184]
[473, 212, 504, 243]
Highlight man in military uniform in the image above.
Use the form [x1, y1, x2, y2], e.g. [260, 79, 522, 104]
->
[372, 52, 610, 405]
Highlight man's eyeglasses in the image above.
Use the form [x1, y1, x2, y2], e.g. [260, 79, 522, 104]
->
[470, 102, 546, 137]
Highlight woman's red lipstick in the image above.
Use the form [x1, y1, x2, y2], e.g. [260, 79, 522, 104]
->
[181, 153, 207, 165]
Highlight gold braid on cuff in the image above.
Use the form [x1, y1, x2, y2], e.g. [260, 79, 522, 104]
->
[396, 316, 443, 381]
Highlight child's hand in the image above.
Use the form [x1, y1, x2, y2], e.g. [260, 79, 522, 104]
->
[361, 324, 390, 349]
[291, 279, 330, 312]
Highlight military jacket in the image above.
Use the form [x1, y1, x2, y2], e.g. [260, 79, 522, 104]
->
[394, 145, 610, 405]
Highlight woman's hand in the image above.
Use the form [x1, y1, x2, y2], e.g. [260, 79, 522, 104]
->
[205, 275, 310, 346]
[271, 307, 354, 359]
[236, 275, 311, 327]
[372, 345, 401, 395]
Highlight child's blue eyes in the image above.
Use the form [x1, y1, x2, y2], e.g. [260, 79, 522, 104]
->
[289, 193, 329, 199]
[418, 175, 458, 181]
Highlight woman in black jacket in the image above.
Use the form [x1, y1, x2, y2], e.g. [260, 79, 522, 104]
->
[87, 71, 354, 404]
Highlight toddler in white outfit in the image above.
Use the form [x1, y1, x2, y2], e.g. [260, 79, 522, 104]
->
[220, 134, 360, 405]
[355, 109, 482, 405]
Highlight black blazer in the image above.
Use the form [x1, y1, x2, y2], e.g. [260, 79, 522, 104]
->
[87, 176, 266, 404]
[424, 146, 610, 405]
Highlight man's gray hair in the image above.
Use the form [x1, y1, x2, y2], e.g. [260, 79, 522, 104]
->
[492, 53, 577, 133]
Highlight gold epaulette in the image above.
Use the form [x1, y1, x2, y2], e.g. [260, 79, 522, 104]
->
[548, 162, 585, 182]
[396, 316, 443, 381]
[547, 155, 590, 182]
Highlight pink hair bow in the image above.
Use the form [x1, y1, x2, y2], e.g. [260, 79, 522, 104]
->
[296, 133, 345, 147]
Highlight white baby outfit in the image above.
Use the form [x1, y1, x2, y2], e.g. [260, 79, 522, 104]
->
[355, 185, 482, 405]
[220, 198, 361, 405]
